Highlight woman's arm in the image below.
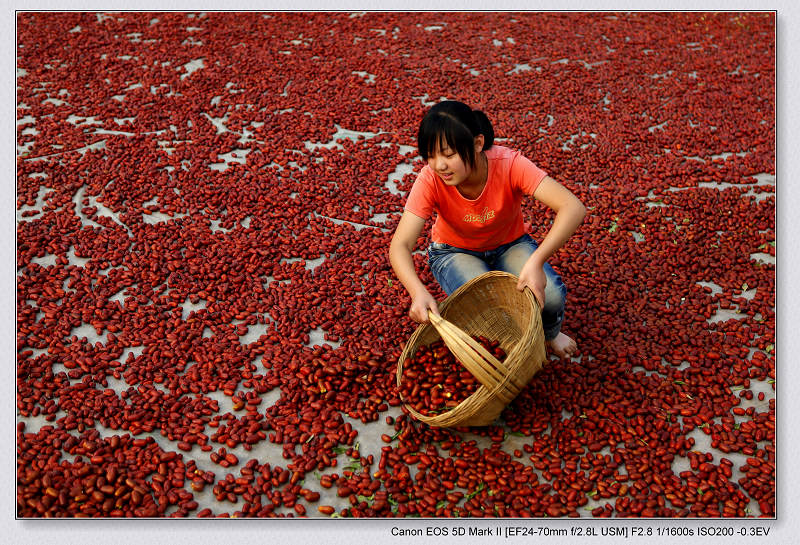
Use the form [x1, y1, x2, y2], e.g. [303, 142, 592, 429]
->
[389, 211, 440, 323]
[517, 176, 586, 303]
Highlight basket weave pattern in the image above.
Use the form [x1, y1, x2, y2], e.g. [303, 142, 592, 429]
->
[396, 271, 547, 427]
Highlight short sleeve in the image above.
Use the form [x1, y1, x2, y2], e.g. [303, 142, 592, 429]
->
[404, 168, 437, 220]
[510, 151, 548, 196]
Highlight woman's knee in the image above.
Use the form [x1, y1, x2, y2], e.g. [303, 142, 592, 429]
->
[429, 249, 490, 295]
[495, 236, 535, 276]
[542, 267, 567, 313]
[542, 281, 565, 313]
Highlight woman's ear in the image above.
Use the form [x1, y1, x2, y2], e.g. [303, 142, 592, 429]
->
[474, 134, 485, 152]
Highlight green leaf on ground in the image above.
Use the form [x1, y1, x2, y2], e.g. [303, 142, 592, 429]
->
[465, 482, 486, 501]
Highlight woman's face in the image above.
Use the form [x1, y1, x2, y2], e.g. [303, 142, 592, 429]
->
[427, 135, 484, 186]
[427, 145, 471, 186]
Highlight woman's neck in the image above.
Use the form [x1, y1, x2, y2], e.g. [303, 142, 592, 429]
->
[458, 151, 488, 198]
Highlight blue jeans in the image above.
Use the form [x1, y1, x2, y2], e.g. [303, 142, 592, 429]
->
[427, 234, 566, 340]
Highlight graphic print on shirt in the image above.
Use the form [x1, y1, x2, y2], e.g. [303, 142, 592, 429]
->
[463, 206, 495, 224]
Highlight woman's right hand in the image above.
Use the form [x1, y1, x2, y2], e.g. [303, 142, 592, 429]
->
[409, 290, 440, 323]
[389, 211, 440, 324]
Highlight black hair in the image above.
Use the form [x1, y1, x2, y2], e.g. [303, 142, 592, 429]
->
[417, 100, 495, 169]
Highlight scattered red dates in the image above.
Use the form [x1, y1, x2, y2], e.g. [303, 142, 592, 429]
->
[399, 337, 506, 415]
[16, 12, 773, 519]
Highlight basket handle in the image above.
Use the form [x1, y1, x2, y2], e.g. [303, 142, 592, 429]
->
[427, 310, 525, 395]
[520, 284, 542, 311]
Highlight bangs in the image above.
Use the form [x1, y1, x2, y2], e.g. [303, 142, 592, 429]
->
[417, 111, 477, 168]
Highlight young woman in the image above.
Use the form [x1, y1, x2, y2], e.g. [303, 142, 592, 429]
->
[389, 100, 586, 359]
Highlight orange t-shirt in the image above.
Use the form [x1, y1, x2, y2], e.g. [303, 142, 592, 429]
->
[404, 145, 547, 252]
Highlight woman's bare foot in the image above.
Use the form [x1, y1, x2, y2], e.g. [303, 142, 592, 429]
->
[546, 332, 577, 359]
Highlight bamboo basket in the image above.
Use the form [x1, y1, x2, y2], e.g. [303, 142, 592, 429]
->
[396, 271, 547, 427]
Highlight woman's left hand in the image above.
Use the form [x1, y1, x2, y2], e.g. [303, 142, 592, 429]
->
[517, 256, 546, 308]
[516, 175, 586, 308]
